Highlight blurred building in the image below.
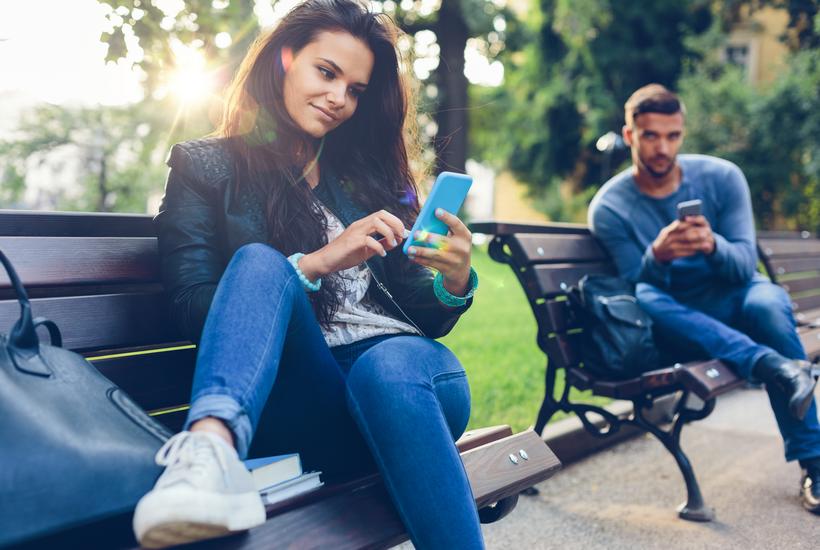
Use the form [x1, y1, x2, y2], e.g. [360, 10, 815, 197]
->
[724, 5, 790, 85]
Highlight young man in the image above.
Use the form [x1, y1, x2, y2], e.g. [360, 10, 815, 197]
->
[588, 84, 820, 515]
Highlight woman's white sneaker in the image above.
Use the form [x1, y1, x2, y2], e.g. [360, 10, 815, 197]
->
[133, 431, 266, 549]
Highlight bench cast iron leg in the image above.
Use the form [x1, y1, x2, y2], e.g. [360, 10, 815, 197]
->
[633, 395, 716, 522]
[534, 361, 560, 436]
[478, 494, 520, 523]
[525, 362, 561, 497]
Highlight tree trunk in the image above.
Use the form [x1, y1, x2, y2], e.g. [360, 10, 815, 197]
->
[433, 0, 470, 174]
[97, 154, 109, 212]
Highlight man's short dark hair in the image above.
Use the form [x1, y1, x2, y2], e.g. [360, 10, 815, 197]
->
[624, 84, 686, 127]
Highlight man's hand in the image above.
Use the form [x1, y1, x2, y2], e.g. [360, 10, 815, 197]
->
[651, 215, 715, 263]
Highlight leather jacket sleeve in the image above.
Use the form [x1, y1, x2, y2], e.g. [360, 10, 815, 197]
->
[383, 249, 472, 339]
[154, 144, 226, 343]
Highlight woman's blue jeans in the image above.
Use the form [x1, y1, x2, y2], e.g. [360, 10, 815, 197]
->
[183, 243, 484, 549]
[636, 275, 820, 462]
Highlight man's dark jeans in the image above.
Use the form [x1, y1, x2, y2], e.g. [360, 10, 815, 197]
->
[637, 274, 820, 462]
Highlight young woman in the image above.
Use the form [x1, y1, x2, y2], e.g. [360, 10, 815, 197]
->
[132, 0, 482, 548]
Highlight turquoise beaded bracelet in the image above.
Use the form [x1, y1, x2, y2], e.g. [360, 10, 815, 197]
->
[433, 267, 478, 307]
[287, 253, 321, 292]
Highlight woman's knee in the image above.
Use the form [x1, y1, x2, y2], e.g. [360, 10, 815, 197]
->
[231, 242, 287, 269]
[346, 337, 470, 433]
[226, 243, 292, 282]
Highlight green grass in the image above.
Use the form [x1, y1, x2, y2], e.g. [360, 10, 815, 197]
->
[440, 246, 611, 432]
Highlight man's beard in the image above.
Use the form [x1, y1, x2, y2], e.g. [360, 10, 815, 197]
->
[638, 153, 676, 179]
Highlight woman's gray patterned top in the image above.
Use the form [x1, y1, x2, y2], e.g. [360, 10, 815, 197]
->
[318, 205, 421, 347]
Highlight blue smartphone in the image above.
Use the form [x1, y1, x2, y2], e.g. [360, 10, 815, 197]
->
[403, 171, 473, 255]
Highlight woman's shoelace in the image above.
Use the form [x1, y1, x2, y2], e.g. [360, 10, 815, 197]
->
[154, 432, 229, 477]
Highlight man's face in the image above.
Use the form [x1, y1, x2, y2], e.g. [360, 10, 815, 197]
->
[623, 112, 685, 179]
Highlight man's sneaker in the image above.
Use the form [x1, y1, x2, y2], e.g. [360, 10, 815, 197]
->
[133, 431, 266, 548]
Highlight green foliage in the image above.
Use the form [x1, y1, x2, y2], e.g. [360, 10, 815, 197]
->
[0, 102, 167, 212]
[98, 0, 257, 95]
[476, 0, 713, 221]
[681, 47, 820, 232]
[442, 246, 610, 431]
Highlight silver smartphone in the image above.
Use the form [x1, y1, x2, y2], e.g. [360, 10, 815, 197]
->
[676, 199, 702, 221]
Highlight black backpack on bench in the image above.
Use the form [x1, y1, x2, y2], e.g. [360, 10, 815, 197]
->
[565, 274, 660, 379]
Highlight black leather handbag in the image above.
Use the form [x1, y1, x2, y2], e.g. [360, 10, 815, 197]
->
[0, 250, 171, 546]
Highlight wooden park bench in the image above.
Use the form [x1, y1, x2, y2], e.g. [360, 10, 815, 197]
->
[470, 220, 750, 523]
[758, 230, 820, 361]
[0, 210, 561, 549]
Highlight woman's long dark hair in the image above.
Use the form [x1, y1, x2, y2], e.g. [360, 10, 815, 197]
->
[216, 0, 422, 326]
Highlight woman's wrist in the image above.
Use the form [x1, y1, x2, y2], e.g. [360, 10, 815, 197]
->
[442, 272, 470, 296]
[298, 251, 326, 281]
[288, 253, 321, 292]
[434, 267, 478, 307]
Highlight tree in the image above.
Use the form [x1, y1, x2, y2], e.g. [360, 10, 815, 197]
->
[0, 102, 168, 212]
[681, 42, 820, 232]
[98, 0, 519, 175]
[476, 0, 713, 221]
[385, 0, 518, 173]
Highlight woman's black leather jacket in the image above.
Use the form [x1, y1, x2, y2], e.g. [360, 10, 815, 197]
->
[154, 137, 472, 343]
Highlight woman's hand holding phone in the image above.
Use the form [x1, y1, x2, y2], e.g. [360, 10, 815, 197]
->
[405, 209, 473, 295]
[298, 210, 407, 281]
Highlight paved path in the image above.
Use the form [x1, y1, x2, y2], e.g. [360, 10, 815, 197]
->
[477, 386, 820, 549]
[397, 385, 819, 549]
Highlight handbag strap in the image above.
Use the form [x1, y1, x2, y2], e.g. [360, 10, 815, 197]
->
[0, 249, 37, 349]
[0, 249, 59, 376]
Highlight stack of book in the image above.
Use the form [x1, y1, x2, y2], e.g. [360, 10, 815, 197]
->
[244, 453, 323, 506]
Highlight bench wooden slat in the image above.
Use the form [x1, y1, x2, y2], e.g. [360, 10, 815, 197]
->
[117, 429, 558, 550]
[88, 347, 196, 412]
[758, 238, 820, 257]
[34, 426, 538, 550]
[463, 430, 561, 508]
[0, 209, 154, 237]
[148, 408, 187, 432]
[795, 307, 820, 326]
[0, 292, 178, 351]
[0, 237, 159, 289]
[769, 257, 820, 276]
[793, 293, 820, 314]
[471, 220, 589, 237]
[543, 298, 579, 333]
[531, 262, 616, 297]
[798, 326, 820, 358]
[571, 360, 743, 401]
[245, 477, 407, 550]
[543, 333, 581, 368]
[676, 360, 744, 400]
[508, 234, 609, 265]
[758, 230, 815, 240]
[454, 424, 514, 451]
[780, 275, 820, 294]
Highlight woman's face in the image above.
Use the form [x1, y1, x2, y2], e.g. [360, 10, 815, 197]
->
[283, 31, 374, 139]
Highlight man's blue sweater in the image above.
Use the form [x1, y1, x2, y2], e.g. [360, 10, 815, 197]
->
[588, 154, 759, 298]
